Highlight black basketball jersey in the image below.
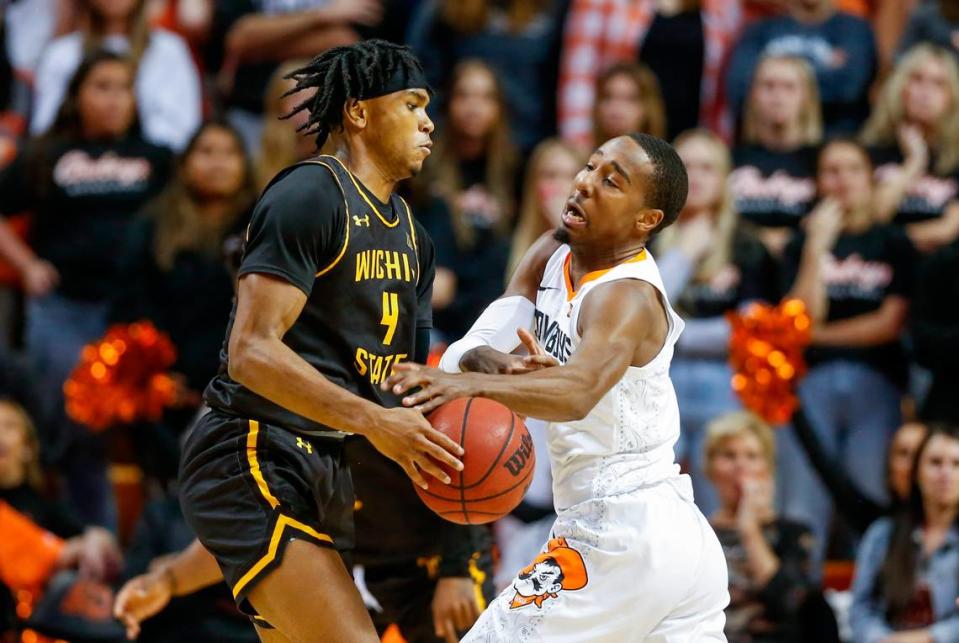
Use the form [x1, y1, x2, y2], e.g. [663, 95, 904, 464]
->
[204, 155, 434, 437]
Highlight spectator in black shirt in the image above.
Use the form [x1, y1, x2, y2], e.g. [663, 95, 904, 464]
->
[414, 59, 519, 341]
[863, 43, 959, 253]
[655, 129, 778, 516]
[778, 139, 916, 570]
[109, 121, 255, 481]
[591, 62, 667, 149]
[0, 51, 171, 528]
[704, 411, 835, 643]
[731, 54, 822, 256]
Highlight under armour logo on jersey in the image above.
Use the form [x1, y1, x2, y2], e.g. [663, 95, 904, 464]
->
[353, 214, 370, 227]
[406, 234, 414, 250]
[296, 437, 313, 454]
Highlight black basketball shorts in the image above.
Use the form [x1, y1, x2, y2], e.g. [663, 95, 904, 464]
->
[179, 409, 354, 618]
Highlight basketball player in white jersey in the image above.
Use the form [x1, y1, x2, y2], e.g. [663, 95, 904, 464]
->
[385, 133, 729, 642]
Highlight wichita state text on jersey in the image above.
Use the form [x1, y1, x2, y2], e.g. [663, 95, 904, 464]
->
[204, 156, 435, 437]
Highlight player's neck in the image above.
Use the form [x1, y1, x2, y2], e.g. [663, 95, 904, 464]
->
[568, 242, 646, 283]
[326, 137, 398, 203]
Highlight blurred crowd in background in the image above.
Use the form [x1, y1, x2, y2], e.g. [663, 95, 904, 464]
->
[1, 0, 959, 641]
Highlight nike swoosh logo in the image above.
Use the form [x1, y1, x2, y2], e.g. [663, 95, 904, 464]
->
[537, 286, 559, 291]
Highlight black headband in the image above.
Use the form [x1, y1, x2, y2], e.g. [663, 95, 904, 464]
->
[356, 64, 431, 100]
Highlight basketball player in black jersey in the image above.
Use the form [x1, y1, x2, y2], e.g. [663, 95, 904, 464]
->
[170, 41, 466, 642]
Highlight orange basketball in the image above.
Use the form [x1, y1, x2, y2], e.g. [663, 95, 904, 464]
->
[416, 398, 535, 525]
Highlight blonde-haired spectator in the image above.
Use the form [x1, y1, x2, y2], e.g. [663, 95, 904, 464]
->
[727, 0, 875, 136]
[863, 43, 959, 252]
[705, 410, 837, 643]
[731, 54, 822, 256]
[740, 55, 822, 147]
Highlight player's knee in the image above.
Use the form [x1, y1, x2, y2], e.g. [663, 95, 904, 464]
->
[248, 540, 378, 643]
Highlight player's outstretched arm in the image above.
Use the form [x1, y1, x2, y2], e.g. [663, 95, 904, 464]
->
[386, 279, 664, 422]
[441, 232, 560, 374]
[113, 539, 222, 639]
[229, 273, 463, 488]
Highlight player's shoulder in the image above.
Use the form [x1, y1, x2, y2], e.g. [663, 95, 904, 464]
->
[586, 277, 659, 308]
[505, 231, 564, 298]
[578, 277, 662, 331]
[257, 161, 346, 217]
[264, 160, 341, 195]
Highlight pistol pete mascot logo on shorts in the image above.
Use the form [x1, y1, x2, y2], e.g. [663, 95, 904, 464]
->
[509, 537, 588, 609]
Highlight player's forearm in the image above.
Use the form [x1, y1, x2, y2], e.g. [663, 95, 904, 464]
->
[165, 540, 223, 596]
[466, 367, 603, 422]
[229, 334, 383, 435]
[459, 347, 515, 374]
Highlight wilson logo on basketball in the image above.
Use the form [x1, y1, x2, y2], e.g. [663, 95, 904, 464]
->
[503, 432, 533, 477]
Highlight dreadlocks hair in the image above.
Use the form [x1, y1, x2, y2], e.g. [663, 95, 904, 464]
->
[281, 39, 427, 149]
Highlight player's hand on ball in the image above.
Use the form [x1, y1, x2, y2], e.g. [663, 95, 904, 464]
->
[433, 577, 482, 643]
[371, 406, 464, 490]
[113, 568, 174, 639]
[384, 363, 475, 414]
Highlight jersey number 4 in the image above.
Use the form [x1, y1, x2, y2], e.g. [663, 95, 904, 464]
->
[380, 292, 399, 345]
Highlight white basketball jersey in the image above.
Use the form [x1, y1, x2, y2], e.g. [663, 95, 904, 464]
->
[534, 245, 685, 512]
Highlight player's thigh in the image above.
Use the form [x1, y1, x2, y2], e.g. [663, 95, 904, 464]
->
[470, 484, 717, 642]
[248, 539, 379, 643]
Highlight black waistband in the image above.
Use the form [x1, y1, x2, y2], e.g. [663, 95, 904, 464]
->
[204, 406, 348, 442]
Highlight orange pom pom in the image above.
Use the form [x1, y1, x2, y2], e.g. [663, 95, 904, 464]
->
[64, 322, 177, 432]
[727, 299, 811, 425]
